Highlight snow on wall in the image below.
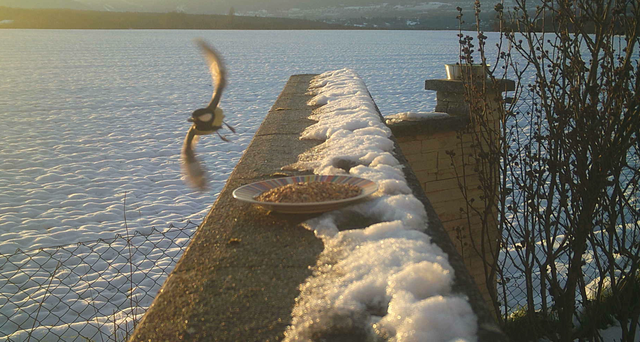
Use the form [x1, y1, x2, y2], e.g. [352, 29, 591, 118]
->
[283, 69, 478, 342]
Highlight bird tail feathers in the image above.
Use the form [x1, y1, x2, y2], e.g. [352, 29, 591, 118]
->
[181, 127, 207, 191]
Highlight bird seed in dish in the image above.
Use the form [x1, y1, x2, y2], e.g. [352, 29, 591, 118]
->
[256, 182, 362, 203]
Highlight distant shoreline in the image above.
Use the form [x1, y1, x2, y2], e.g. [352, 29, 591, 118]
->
[0, 6, 355, 30]
[0, 6, 487, 31]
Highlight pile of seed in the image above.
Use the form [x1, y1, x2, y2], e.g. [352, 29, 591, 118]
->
[256, 182, 362, 203]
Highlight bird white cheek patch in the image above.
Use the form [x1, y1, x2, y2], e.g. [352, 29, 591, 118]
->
[197, 113, 213, 122]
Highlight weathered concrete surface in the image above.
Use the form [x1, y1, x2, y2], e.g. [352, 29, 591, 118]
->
[130, 74, 507, 342]
[129, 75, 324, 342]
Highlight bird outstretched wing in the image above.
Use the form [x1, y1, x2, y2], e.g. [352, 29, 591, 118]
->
[181, 126, 207, 190]
[195, 39, 226, 111]
[180, 40, 227, 191]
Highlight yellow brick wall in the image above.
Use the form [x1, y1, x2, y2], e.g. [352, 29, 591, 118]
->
[397, 129, 499, 308]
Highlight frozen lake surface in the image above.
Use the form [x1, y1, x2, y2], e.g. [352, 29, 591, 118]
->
[0, 29, 467, 252]
[0, 29, 475, 340]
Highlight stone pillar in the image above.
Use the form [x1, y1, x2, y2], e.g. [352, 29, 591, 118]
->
[388, 78, 514, 313]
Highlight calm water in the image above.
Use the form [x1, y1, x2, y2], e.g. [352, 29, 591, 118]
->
[0, 29, 477, 251]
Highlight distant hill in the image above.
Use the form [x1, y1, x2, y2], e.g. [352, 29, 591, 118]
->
[0, 0, 492, 17]
[0, 7, 348, 29]
[0, 0, 91, 10]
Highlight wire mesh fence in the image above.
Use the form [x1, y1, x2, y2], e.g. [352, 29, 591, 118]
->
[0, 221, 197, 342]
[497, 248, 603, 316]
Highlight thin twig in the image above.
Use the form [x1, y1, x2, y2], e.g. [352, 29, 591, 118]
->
[27, 261, 62, 342]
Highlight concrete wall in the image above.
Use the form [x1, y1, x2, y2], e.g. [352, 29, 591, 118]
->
[130, 75, 507, 341]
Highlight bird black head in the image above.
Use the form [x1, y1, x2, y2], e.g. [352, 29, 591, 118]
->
[188, 107, 224, 135]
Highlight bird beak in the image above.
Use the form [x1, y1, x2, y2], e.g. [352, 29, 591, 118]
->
[187, 118, 194, 122]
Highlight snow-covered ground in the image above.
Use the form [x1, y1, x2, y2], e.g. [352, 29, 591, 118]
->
[0, 29, 471, 341]
[0, 29, 467, 251]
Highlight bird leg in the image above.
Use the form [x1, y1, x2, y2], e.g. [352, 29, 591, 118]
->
[224, 122, 236, 133]
[216, 131, 230, 142]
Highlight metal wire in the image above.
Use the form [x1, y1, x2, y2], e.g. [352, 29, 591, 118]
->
[0, 221, 197, 341]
